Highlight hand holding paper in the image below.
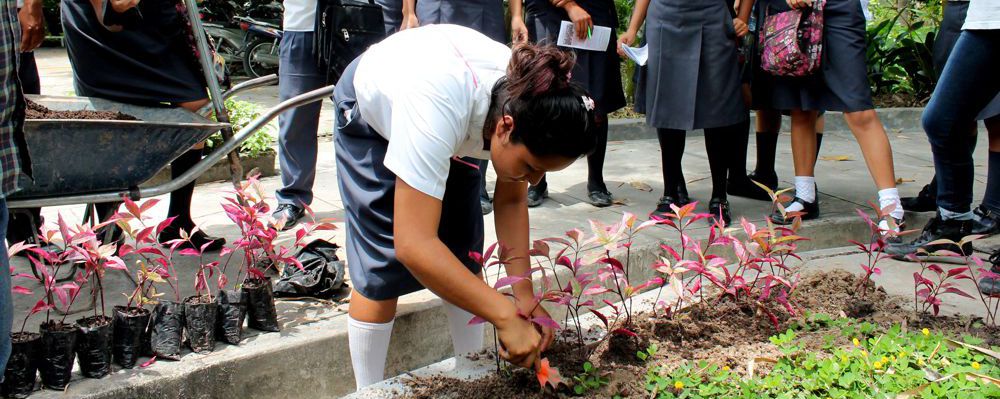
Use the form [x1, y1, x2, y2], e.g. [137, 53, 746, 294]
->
[556, 21, 612, 52]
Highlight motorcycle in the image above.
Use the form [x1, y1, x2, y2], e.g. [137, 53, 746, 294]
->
[200, 0, 283, 79]
[237, 15, 283, 79]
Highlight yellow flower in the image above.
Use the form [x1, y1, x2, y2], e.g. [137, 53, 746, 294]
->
[922, 328, 930, 336]
[853, 338, 860, 347]
[873, 361, 883, 369]
[674, 381, 684, 390]
[722, 366, 730, 371]
[973, 362, 981, 370]
[898, 351, 907, 358]
[918, 359, 926, 366]
[861, 350, 868, 357]
[881, 356, 888, 363]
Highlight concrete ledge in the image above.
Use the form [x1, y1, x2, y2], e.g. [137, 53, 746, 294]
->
[140, 151, 277, 187]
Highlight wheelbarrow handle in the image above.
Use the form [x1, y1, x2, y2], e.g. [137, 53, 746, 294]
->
[195, 74, 280, 117]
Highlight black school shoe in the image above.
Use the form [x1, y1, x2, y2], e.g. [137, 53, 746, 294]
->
[272, 203, 306, 231]
[727, 176, 772, 201]
[158, 225, 226, 252]
[972, 205, 1000, 236]
[770, 197, 819, 225]
[527, 184, 548, 208]
[979, 250, 1000, 296]
[588, 190, 614, 208]
[748, 170, 779, 191]
[900, 183, 937, 213]
[653, 196, 683, 217]
[676, 182, 692, 207]
[708, 197, 732, 227]
[480, 195, 493, 215]
[885, 215, 973, 263]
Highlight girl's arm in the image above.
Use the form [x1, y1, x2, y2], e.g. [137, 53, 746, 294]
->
[401, 0, 419, 30]
[617, 0, 650, 56]
[509, 0, 529, 43]
[394, 178, 543, 368]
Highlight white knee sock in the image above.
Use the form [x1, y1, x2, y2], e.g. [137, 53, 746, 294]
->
[348, 316, 394, 390]
[787, 176, 817, 212]
[877, 188, 905, 219]
[442, 300, 485, 358]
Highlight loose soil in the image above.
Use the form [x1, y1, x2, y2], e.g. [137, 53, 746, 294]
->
[77, 315, 112, 328]
[403, 270, 997, 398]
[185, 295, 214, 305]
[115, 306, 150, 317]
[872, 92, 929, 108]
[26, 99, 139, 121]
[40, 320, 74, 332]
[10, 332, 40, 344]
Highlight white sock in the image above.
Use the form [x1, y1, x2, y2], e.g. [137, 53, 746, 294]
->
[348, 316, 395, 390]
[877, 188, 905, 220]
[786, 176, 816, 212]
[442, 300, 485, 358]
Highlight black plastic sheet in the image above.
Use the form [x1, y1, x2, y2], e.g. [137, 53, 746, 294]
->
[244, 278, 280, 332]
[150, 301, 184, 360]
[75, 316, 113, 378]
[1, 333, 40, 398]
[112, 306, 150, 369]
[184, 297, 218, 353]
[215, 290, 246, 345]
[39, 322, 76, 390]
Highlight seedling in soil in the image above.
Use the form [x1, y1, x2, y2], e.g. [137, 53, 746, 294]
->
[571, 361, 609, 395]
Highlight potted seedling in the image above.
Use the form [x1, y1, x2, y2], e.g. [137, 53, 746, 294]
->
[3, 243, 43, 397]
[65, 220, 126, 378]
[115, 198, 185, 360]
[176, 236, 220, 354]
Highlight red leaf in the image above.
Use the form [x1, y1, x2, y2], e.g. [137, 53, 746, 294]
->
[941, 286, 976, 300]
[217, 274, 229, 290]
[493, 276, 526, 290]
[589, 309, 609, 329]
[530, 316, 561, 330]
[178, 248, 201, 257]
[11, 286, 32, 295]
[536, 358, 563, 388]
[600, 257, 624, 271]
[946, 267, 970, 278]
[467, 315, 488, 325]
[140, 356, 157, 368]
[29, 299, 53, 315]
[247, 268, 267, 280]
[612, 328, 638, 337]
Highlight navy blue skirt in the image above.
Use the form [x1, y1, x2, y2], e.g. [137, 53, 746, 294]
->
[333, 59, 485, 300]
[524, 0, 626, 115]
[416, 0, 506, 43]
[752, 0, 874, 113]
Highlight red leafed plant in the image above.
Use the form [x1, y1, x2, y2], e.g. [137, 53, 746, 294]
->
[114, 197, 182, 304]
[220, 175, 336, 289]
[911, 244, 999, 326]
[63, 217, 128, 319]
[13, 215, 91, 330]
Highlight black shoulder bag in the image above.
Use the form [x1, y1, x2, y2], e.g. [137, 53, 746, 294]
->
[314, 0, 387, 84]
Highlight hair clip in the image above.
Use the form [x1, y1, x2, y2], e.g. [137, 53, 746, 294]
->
[581, 96, 595, 112]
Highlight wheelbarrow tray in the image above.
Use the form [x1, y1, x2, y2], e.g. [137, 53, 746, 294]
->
[10, 95, 228, 200]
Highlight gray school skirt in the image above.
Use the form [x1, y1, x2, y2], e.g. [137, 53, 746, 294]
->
[333, 58, 485, 301]
[936, 1, 1000, 120]
[416, 0, 506, 43]
[752, 0, 875, 113]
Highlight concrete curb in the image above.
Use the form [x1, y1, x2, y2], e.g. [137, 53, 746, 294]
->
[608, 108, 927, 141]
[28, 211, 929, 399]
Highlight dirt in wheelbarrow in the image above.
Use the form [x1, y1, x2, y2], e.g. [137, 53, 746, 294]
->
[26, 99, 139, 121]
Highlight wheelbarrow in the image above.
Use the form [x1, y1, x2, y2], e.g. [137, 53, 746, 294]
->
[5, 0, 335, 314]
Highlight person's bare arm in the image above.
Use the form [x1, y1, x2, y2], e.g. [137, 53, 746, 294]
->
[394, 179, 542, 368]
[509, 0, 528, 44]
[19, 0, 45, 52]
[493, 179, 555, 351]
[617, 0, 649, 56]
[400, 0, 419, 30]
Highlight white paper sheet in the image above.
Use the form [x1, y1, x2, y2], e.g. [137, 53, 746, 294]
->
[621, 44, 648, 66]
[556, 21, 612, 52]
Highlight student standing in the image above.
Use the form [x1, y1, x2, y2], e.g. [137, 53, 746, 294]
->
[337, 25, 598, 389]
[750, 0, 904, 231]
[887, 1, 1000, 276]
[403, 0, 530, 214]
[898, 0, 1000, 236]
[524, 0, 625, 208]
[271, 0, 324, 229]
[619, 0, 750, 226]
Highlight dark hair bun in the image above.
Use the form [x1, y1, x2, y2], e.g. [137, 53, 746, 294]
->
[506, 43, 576, 99]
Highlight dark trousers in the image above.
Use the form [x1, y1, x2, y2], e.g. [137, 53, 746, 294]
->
[924, 29, 1000, 214]
[6, 52, 40, 245]
[0, 199, 10, 378]
[275, 31, 325, 207]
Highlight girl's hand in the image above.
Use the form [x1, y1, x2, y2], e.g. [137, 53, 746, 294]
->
[617, 30, 637, 57]
[786, 0, 812, 9]
[495, 310, 543, 369]
[526, 305, 555, 352]
[733, 18, 749, 38]
[565, 2, 592, 40]
[511, 16, 529, 44]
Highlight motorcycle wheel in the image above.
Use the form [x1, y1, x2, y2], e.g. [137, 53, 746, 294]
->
[243, 38, 280, 79]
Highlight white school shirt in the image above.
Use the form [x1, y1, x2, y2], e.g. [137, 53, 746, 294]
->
[283, 0, 316, 32]
[964, 0, 1000, 30]
[352, 24, 511, 200]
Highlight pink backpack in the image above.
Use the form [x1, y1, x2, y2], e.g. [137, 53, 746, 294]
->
[759, 0, 826, 77]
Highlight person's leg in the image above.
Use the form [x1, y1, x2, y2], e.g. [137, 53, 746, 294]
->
[0, 199, 11, 377]
[889, 30, 1000, 261]
[274, 31, 325, 225]
[981, 117, 1000, 214]
[348, 290, 399, 389]
[478, 159, 491, 214]
[657, 128, 686, 199]
[841, 109, 904, 223]
[751, 109, 782, 188]
[789, 109, 819, 207]
[442, 298, 485, 357]
[7, 52, 41, 246]
[815, 113, 825, 161]
[706, 124, 740, 225]
[586, 112, 613, 206]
